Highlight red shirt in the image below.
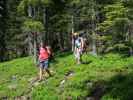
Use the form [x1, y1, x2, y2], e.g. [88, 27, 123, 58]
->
[39, 47, 49, 61]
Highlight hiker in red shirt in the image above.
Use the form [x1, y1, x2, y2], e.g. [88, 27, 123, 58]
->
[39, 42, 52, 81]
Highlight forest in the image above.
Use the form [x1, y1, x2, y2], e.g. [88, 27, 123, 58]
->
[0, 0, 133, 62]
[0, 0, 133, 100]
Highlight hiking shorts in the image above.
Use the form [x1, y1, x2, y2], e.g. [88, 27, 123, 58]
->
[40, 59, 49, 69]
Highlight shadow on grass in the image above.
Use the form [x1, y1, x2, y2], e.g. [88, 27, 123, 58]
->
[88, 64, 133, 100]
[55, 51, 72, 58]
[88, 73, 133, 100]
[49, 58, 58, 64]
[49, 51, 72, 65]
[108, 51, 131, 58]
[103, 72, 133, 100]
[82, 61, 92, 65]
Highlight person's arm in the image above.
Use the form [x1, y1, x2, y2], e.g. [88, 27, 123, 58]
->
[81, 37, 84, 50]
[46, 46, 52, 56]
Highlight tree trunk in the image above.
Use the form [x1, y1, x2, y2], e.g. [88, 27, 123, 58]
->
[58, 32, 64, 51]
[33, 33, 37, 64]
[129, 23, 133, 56]
[28, 5, 32, 17]
[71, 15, 75, 52]
[43, 7, 46, 42]
[129, 47, 133, 56]
[43, 7, 49, 44]
[28, 33, 33, 56]
[92, 32, 97, 55]
[33, 7, 36, 18]
[91, 0, 97, 56]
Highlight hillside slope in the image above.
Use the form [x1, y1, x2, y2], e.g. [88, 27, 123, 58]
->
[0, 53, 133, 100]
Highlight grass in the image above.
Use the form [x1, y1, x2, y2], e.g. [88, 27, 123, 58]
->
[0, 57, 38, 98]
[0, 53, 133, 100]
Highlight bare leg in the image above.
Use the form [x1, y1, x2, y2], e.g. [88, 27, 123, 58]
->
[77, 58, 81, 64]
[75, 49, 80, 64]
[39, 68, 43, 81]
[77, 49, 81, 64]
[42, 70, 46, 76]
[80, 53, 82, 64]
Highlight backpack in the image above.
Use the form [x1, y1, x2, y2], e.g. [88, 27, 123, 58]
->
[75, 38, 81, 48]
[46, 46, 54, 61]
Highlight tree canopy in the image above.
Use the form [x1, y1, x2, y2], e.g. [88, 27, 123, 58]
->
[0, 0, 133, 62]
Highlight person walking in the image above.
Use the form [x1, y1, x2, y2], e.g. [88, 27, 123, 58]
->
[73, 32, 84, 64]
[38, 42, 52, 81]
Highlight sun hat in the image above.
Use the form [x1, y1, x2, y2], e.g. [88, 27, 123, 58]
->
[73, 32, 79, 36]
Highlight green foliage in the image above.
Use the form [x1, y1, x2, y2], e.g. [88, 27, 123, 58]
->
[0, 53, 133, 99]
[27, 0, 39, 6]
[98, 2, 127, 32]
[0, 57, 37, 98]
[41, 0, 52, 6]
[122, 0, 133, 8]
[17, 0, 27, 15]
[22, 19, 44, 33]
[1, 0, 133, 62]
[104, 3, 127, 20]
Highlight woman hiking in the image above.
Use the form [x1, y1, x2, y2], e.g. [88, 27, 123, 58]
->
[73, 32, 84, 64]
[38, 42, 52, 81]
